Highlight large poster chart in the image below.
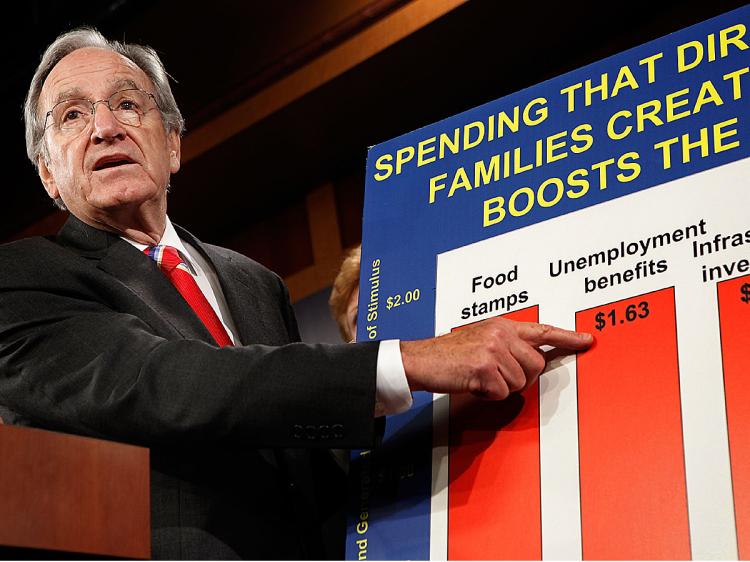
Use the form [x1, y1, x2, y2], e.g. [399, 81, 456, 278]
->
[348, 6, 750, 560]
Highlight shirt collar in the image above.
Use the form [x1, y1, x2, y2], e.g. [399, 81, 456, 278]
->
[120, 216, 197, 274]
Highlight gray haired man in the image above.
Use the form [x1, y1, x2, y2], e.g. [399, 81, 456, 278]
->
[0, 28, 592, 559]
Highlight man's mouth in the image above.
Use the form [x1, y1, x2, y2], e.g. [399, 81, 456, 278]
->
[93, 155, 137, 171]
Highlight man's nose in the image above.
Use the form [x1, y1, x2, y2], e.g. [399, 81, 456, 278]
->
[90, 101, 126, 143]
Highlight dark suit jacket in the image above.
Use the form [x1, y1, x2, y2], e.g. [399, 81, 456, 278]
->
[0, 215, 380, 559]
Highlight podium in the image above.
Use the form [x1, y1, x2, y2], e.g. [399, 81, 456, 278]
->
[0, 425, 150, 559]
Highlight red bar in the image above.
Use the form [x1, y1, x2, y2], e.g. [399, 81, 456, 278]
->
[448, 306, 541, 560]
[576, 287, 690, 560]
[718, 274, 750, 560]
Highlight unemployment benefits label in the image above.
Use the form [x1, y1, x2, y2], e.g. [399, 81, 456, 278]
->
[347, 6, 750, 561]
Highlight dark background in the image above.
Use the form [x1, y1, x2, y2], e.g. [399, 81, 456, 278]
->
[3, 0, 748, 286]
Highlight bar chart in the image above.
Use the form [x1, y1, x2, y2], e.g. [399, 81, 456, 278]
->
[576, 288, 690, 559]
[718, 274, 750, 559]
[447, 306, 541, 560]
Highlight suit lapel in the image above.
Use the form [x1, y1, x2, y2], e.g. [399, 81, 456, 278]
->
[98, 243, 217, 343]
[210, 252, 274, 345]
[174, 225, 275, 346]
[57, 215, 217, 344]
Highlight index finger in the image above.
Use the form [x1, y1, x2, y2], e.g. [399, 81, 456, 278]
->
[519, 323, 593, 349]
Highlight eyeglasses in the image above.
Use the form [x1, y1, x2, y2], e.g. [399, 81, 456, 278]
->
[43, 88, 160, 134]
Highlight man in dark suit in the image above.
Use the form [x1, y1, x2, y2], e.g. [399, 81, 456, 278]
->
[0, 28, 592, 559]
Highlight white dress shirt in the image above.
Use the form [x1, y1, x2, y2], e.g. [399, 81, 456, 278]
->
[123, 217, 413, 416]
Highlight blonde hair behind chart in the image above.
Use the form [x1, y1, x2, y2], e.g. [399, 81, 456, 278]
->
[329, 245, 361, 342]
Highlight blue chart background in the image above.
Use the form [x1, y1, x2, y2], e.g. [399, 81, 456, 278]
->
[347, 6, 750, 560]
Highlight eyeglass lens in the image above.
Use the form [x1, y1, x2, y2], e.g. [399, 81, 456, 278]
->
[48, 89, 155, 132]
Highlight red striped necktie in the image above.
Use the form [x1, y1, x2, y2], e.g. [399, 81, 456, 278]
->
[144, 245, 233, 347]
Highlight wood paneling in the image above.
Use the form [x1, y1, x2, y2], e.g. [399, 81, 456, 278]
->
[334, 171, 366, 251]
[180, 0, 468, 163]
[223, 199, 313, 279]
[0, 425, 150, 559]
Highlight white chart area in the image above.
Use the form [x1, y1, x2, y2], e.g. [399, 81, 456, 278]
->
[430, 158, 750, 560]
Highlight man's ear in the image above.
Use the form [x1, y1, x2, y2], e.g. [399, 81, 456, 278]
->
[37, 156, 60, 200]
[168, 130, 181, 174]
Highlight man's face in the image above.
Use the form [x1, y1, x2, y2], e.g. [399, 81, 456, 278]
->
[37, 48, 180, 224]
